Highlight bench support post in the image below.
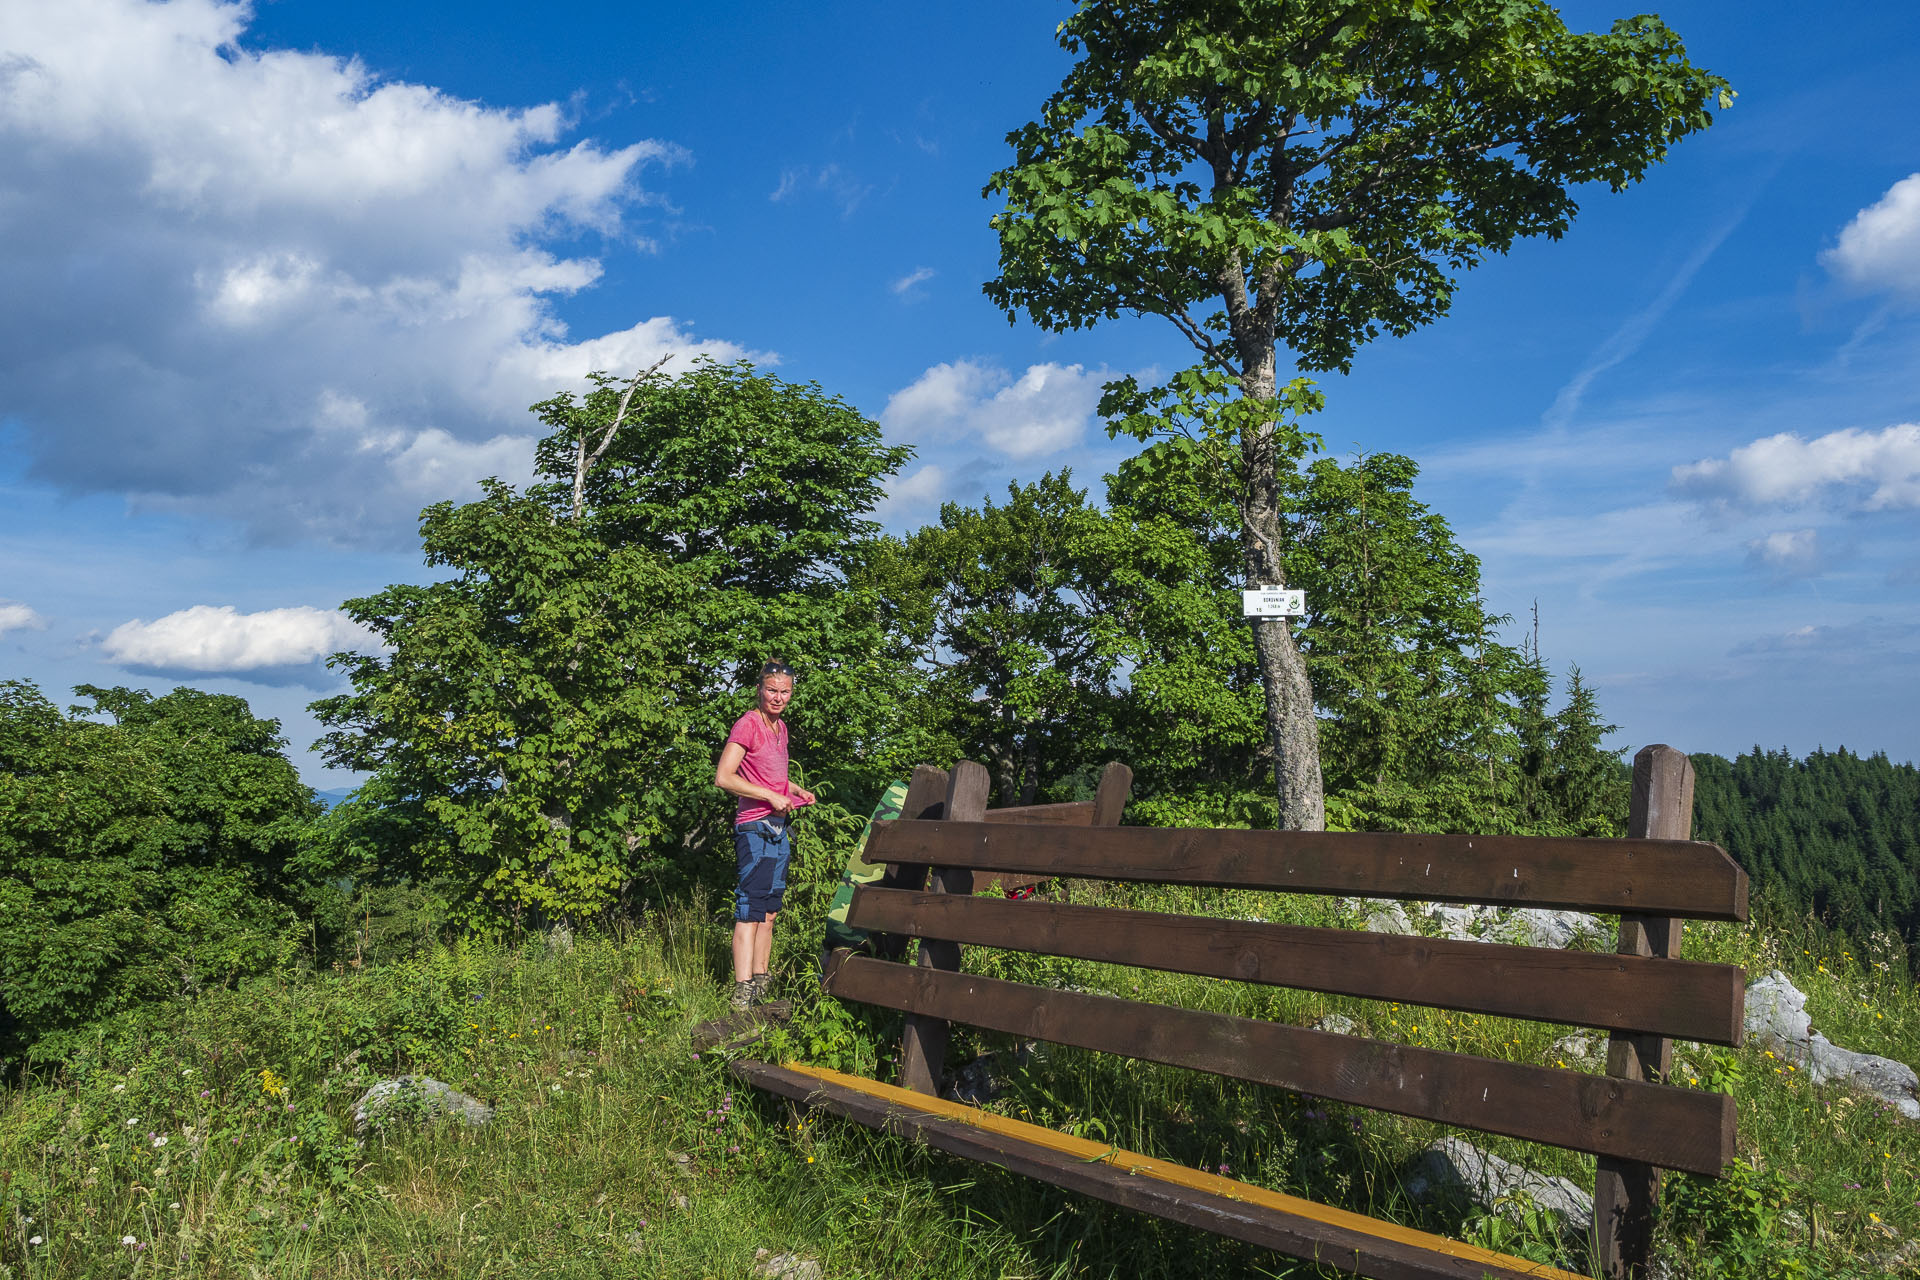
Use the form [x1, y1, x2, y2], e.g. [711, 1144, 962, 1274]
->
[898, 760, 990, 1095]
[1595, 744, 1695, 1279]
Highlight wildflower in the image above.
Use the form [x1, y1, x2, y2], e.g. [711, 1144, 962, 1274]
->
[112, 1083, 126, 1093]
[200, 1090, 210, 1098]
[170, 1201, 181, 1210]
[126, 1117, 140, 1126]
[28, 1236, 42, 1246]
[1218, 1163, 1231, 1175]
[153, 1136, 168, 1148]
[122, 1236, 138, 1246]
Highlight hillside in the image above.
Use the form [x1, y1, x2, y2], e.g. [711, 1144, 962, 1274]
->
[5, 893, 1916, 1279]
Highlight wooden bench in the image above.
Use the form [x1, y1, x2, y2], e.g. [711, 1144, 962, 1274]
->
[734, 747, 1747, 1280]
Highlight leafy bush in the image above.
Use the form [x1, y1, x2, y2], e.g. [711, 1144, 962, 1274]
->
[0, 681, 317, 1063]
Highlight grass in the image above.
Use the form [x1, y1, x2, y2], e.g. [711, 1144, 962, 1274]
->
[5, 887, 1919, 1279]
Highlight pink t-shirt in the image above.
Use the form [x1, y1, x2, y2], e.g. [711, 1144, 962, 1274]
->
[725, 710, 790, 824]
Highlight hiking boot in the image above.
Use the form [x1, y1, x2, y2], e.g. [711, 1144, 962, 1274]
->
[729, 979, 755, 1013]
[749, 973, 773, 1006]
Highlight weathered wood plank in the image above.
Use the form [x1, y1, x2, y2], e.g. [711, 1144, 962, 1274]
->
[828, 956, 1734, 1174]
[732, 1058, 1587, 1280]
[845, 888, 1745, 1045]
[867, 822, 1748, 920]
[872, 765, 950, 962]
[1093, 760, 1133, 827]
[898, 761, 989, 1096]
[1597, 745, 1703, 1279]
[982, 801, 1095, 825]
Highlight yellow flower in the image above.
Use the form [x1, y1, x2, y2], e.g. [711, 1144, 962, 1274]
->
[258, 1068, 286, 1099]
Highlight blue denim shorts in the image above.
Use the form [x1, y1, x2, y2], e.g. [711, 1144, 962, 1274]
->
[733, 815, 792, 923]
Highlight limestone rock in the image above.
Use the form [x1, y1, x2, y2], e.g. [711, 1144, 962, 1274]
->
[1315, 1014, 1358, 1036]
[752, 1249, 823, 1280]
[1551, 1033, 1602, 1065]
[1501, 909, 1606, 951]
[1362, 902, 1414, 935]
[352, 1076, 493, 1135]
[1745, 971, 1920, 1121]
[1404, 1136, 1593, 1238]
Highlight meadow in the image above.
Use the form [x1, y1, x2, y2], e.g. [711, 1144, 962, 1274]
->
[5, 880, 1918, 1280]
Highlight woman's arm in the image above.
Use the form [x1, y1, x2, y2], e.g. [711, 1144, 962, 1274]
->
[714, 741, 792, 813]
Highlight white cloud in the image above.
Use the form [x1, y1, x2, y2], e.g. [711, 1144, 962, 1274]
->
[0, 0, 752, 545]
[1745, 528, 1824, 578]
[1825, 174, 1920, 296]
[1671, 424, 1920, 514]
[891, 266, 935, 296]
[102, 605, 380, 684]
[768, 163, 872, 217]
[0, 601, 47, 634]
[881, 360, 1108, 458]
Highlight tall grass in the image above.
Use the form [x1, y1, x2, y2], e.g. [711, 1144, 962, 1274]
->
[5, 888, 1918, 1278]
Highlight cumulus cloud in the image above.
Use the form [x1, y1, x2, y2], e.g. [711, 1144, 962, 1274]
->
[0, 0, 751, 545]
[881, 360, 1108, 458]
[102, 605, 381, 687]
[0, 601, 47, 635]
[1671, 424, 1920, 514]
[1745, 529, 1824, 579]
[1824, 174, 1920, 296]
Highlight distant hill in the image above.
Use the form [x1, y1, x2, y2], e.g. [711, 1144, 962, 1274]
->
[314, 787, 357, 810]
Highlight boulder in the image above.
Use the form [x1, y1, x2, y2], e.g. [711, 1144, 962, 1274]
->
[1362, 902, 1414, 936]
[752, 1249, 823, 1280]
[1501, 909, 1606, 951]
[352, 1076, 493, 1135]
[1404, 1136, 1593, 1238]
[1744, 971, 1920, 1121]
[1314, 1013, 1358, 1036]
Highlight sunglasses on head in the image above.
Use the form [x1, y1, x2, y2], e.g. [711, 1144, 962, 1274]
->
[760, 662, 793, 678]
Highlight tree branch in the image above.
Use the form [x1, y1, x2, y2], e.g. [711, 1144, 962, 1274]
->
[572, 354, 672, 523]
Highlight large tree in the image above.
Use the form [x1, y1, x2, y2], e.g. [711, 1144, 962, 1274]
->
[315, 361, 925, 922]
[985, 0, 1730, 828]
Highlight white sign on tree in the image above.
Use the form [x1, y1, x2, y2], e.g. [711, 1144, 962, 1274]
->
[1241, 586, 1305, 618]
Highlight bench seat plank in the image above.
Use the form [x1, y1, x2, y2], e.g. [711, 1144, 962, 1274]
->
[846, 888, 1746, 1045]
[867, 822, 1748, 921]
[732, 1058, 1587, 1280]
[827, 956, 1735, 1175]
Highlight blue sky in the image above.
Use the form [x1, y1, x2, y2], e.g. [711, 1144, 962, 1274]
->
[3, 0, 1919, 786]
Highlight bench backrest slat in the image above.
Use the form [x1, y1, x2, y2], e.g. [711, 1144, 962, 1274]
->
[981, 800, 1094, 825]
[867, 822, 1748, 920]
[846, 887, 1745, 1046]
[827, 953, 1735, 1176]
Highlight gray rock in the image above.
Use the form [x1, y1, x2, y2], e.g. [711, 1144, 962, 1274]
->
[1404, 1136, 1594, 1238]
[1363, 902, 1414, 935]
[1551, 1033, 1603, 1064]
[1745, 971, 1920, 1121]
[1315, 1014, 1358, 1036]
[1501, 909, 1606, 950]
[352, 1076, 493, 1135]
[1424, 904, 1491, 941]
[752, 1249, 823, 1280]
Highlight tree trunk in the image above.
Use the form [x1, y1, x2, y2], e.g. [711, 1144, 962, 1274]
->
[1239, 350, 1326, 832]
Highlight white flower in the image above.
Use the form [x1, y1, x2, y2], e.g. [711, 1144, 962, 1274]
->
[122, 1235, 138, 1245]
[169, 1201, 181, 1210]
[27, 1236, 42, 1246]
[125, 1118, 139, 1127]
[112, 1083, 126, 1093]
[152, 1136, 169, 1148]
